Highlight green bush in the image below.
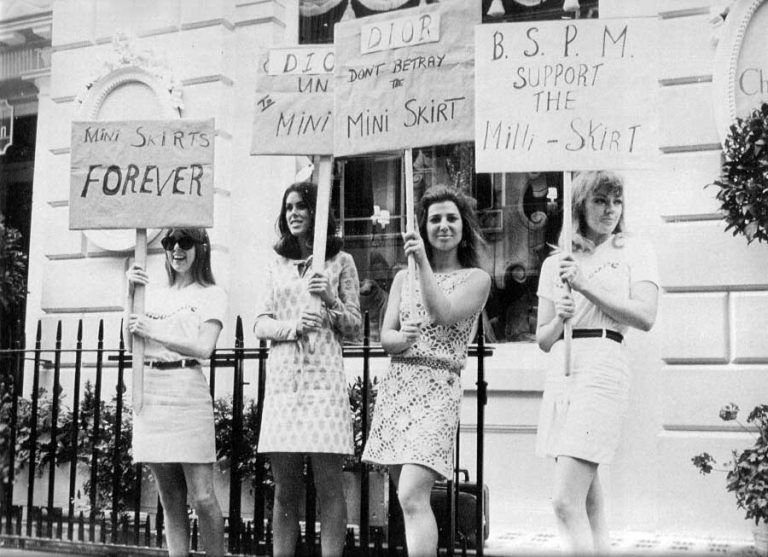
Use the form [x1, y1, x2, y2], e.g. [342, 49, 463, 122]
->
[1, 374, 381, 514]
[692, 403, 768, 525]
[0, 215, 28, 312]
[708, 102, 768, 244]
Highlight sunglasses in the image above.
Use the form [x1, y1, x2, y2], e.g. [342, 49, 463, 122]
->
[161, 236, 199, 251]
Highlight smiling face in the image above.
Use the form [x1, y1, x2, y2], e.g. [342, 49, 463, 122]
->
[163, 234, 197, 278]
[584, 186, 623, 244]
[285, 191, 311, 239]
[426, 200, 463, 253]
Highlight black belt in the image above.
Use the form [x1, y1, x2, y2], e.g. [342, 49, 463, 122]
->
[559, 328, 623, 343]
[146, 359, 200, 369]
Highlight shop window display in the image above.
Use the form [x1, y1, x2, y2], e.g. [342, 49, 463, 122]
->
[298, 0, 599, 46]
[333, 146, 563, 343]
[301, 0, 598, 342]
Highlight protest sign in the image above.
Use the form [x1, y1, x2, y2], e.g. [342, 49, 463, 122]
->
[70, 119, 214, 230]
[475, 19, 658, 172]
[251, 46, 335, 155]
[70, 118, 214, 412]
[250, 46, 337, 344]
[333, 0, 479, 156]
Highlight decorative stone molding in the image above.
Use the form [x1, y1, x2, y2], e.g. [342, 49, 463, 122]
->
[76, 33, 183, 115]
[712, 0, 768, 144]
[76, 34, 182, 251]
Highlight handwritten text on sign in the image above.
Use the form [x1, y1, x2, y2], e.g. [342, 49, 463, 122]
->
[360, 12, 440, 54]
[334, 2, 479, 156]
[475, 19, 658, 172]
[251, 46, 334, 155]
[70, 119, 214, 230]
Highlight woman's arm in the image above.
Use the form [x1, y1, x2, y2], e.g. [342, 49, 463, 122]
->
[125, 264, 149, 352]
[562, 254, 659, 331]
[128, 318, 223, 359]
[402, 230, 491, 326]
[418, 266, 491, 327]
[323, 254, 362, 339]
[536, 292, 573, 353]
[380, 270, 420, 354]
[254, 314, 300, 341]
[253, 259, 302, 341]
[576, 280, 658, 331]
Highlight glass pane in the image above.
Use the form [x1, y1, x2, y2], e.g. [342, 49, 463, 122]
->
[482, 172, 563, 343]
[338, 154, 404, 341]
[336, 144, 565, 345]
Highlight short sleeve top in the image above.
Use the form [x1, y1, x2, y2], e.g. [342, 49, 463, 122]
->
[537, 235, 658, 334]
[143, 283, 227, 362]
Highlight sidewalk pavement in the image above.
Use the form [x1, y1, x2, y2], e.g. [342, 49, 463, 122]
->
[485, 529, 760, 556]
[0, 532, 761, 556]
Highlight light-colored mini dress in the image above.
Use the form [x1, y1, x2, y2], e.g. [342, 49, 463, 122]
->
[535, 235, 658, 464]
[254, 251, 361, 455]
[363, 268, 482, 479]
[132, 283, 227, 463]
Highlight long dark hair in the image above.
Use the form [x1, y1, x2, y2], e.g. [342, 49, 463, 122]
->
[162, 228, 215, 286]
[417, 184, 485, 269]
[274, 181, 342, 260]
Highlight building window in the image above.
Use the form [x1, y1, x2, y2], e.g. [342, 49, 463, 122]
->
[303, 0, 599, 343]
[298, 0, 600, 45]
[299, 0, 428, 45]
[332, 147, 563, 344]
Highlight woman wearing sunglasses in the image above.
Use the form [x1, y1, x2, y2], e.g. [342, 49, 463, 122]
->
[126, 227, 226, 557]
[254, 182, 361, 557]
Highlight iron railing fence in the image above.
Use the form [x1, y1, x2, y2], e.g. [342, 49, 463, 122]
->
[0, 313, 491, 556]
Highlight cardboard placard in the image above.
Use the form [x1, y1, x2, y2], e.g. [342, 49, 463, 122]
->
[251, 46, 335, 155]
[334, 0, 479, 156]
[70, 119, 215, 230]
[475, 19, 658, 172]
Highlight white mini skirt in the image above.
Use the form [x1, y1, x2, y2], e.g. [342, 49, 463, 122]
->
[132, 366, 216, 463]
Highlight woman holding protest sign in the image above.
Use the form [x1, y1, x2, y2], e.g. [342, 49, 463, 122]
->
[535, 171, 659, 554]
[363, 185, 491, 557]
[126, 227, 226, 557]
[254, 181, 361, 557]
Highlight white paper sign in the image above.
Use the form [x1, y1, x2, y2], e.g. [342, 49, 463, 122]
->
[360, 12, 441, 54]
[475, 19, 658, 172]
[251, 46, 335, 155]
[334, 0, 479, 157]
[70, 119, 214, 230]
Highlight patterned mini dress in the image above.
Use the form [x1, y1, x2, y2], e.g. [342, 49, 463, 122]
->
[363, 268, 480, 479]
[255, 251, 361, 455]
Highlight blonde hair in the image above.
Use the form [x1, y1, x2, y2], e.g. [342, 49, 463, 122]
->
[560, 171, 626, 253]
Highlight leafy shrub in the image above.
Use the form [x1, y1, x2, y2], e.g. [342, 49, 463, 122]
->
[692, 403, 768, 525]
[708, 102, 768, 244]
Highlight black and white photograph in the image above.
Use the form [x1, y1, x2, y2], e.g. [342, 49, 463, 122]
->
[1, 1, 767, 556]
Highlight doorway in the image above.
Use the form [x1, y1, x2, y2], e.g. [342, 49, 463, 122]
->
[0, 109, 36, 349]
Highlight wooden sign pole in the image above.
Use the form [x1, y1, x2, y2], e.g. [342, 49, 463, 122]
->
[563, 172, 573, 377]
[131, 228, 147, 413]
[403, 148, 417, 319]
[309, 156, 333, 350]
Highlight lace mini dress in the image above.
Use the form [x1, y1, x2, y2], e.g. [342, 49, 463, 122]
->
[363, 268, 480, 479]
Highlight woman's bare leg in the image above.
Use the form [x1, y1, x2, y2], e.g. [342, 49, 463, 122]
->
[149, 463, 190, 557]
[586, 470, 609, 553]
[269, 453, 304, 557]
[396, 463, 440, 557]
[310, 453, 347, 557]
[551, 456, 598, 554]
[181, 463, 224, 556]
